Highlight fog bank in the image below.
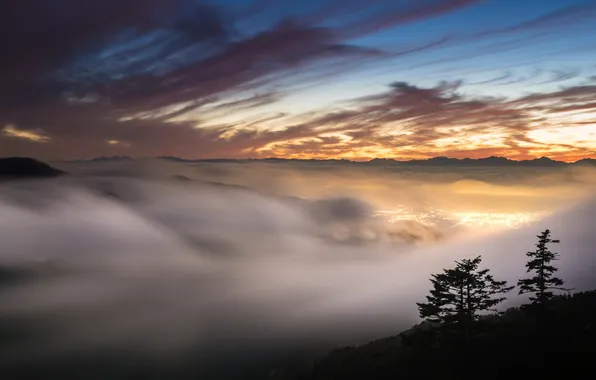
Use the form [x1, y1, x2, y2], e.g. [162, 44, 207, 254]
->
[0, 162, 594, 374]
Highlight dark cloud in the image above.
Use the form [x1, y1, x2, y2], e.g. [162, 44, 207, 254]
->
[0, 102, 321, 160]
[342, 0, 480, 37]
[0, 0, 476, 114]
[0, 1, 217, 105]
[513, 84, 596, 104]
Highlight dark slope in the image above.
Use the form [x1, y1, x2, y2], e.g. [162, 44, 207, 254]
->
[277, 291, 596, 380]
[575, 158, 596, 166]
[0, 157, 65, 180]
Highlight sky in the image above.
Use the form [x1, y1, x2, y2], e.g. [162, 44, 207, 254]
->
[0, 0, 595, 162]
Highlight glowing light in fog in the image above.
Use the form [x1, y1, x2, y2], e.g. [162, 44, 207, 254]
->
[375, 206, 548, 229]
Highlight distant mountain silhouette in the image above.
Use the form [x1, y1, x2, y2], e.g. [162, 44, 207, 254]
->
[73, 156, 134, 163]
[575, 158, 596, 166]
[262, 157, 352, 164]
[159, 156, 193, 162]
[0, 157, 65, 179]
[201, 155, 585, 167]
[65, 155, 594, 167]
[368, 155, 569, 167]
[171, 174, 192, 181]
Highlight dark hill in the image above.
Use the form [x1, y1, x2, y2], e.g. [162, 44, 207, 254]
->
[575, 158, 596, 166]
[79, 156, 133, 163]
[0, 157, 65, 179]
[277, 291, 596, 380]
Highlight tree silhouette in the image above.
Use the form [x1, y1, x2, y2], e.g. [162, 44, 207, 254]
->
[417, 256, 513, 342]
[518, 229, 570, 308]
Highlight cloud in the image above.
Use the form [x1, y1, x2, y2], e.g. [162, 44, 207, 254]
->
[1, 0, 464, 160]
[341, 0, 480, 37]
[1, 1, 595, 161]
[475, 1, 596, 37]
[105, 139, 131, 148]
[2, 125, 51, 143]
[536, 68, 581, 85]
[1, 0, 469, 114]
[0, 165, 594, 374]
[468, 71, 514, 85]
[255, 80, 596, 161]
[3, 77, 596, 162]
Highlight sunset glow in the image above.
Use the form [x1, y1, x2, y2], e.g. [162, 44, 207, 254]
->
[1, 0, 595, 161]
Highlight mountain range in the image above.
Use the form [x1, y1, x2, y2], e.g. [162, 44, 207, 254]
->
[68, 155, 595, 167]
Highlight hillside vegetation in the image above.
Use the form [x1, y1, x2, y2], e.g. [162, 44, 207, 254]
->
[276, 290, 596, 379]
[276, 230, 595, 380]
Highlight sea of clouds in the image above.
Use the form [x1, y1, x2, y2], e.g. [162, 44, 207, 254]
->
[0, 162, 594, 375]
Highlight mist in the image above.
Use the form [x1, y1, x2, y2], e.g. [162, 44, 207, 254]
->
[1, 161, 595, 376]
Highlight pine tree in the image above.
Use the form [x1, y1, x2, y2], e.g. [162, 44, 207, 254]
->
[518, 229, 569, 307]
[417, 256, 513, 342]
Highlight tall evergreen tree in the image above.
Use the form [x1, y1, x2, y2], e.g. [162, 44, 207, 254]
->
[518, 229, 569, 306]
[417, 256, 513, 341]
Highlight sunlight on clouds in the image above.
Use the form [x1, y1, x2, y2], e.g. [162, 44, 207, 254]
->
[2, 125, 51, 143]
[450, 211, 545, 229]
[430, 138, 458, 150]
[466, 133, 509, 147]
[102, 82, 596, 162]
[321, 132, 353, 143]
[106, 139, 131, 147]
[258, 106, 595, 161]
[119, 102, 201, 122]
[219, 129, 240, 140]
[446, 180, 583, 199]
[527, 124, 596, 148]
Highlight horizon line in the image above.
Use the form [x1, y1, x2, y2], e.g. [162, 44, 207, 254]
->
[42, 155, 596, 165]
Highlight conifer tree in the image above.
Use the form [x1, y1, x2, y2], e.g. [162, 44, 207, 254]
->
[518, 229, 569, 307]
[417, 256, 513, 341]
